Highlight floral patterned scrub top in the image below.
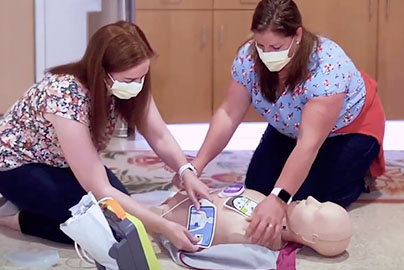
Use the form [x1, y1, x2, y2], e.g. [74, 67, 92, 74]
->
[0, 73, 117, 170]
[232, 37, 366, 138]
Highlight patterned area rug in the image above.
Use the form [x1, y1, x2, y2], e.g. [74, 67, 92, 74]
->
[101, 150, 404, 203]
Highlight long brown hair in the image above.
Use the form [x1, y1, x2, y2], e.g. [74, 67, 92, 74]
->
[49, 21, 154, 148]
[251, 0, 319, 103]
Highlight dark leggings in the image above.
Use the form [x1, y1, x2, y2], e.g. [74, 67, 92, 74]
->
[0, 163, 128, 244]
[245, 125, 380, 208]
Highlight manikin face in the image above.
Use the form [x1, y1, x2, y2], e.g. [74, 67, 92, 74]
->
[286, 196, 352, 243]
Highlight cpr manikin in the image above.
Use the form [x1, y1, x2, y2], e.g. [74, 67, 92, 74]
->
[284, 194, 353, 256]
[156, 188, 352, 257]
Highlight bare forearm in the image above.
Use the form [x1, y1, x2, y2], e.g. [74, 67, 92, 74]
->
[48, 113, 170, 236]
[147, 129, 188, 172]
[276, 93, 345, 195]
[72, 163, 167, 234]
[93, 185, 167, 234]
[196, 108, 240, 168]
[275, 144, 319, 195]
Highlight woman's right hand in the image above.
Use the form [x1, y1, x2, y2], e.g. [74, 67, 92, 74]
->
[161, 220, 199, 252]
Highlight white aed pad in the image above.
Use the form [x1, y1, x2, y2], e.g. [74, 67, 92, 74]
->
[187, 199, 216, 248]
[223, 195, 258, 217]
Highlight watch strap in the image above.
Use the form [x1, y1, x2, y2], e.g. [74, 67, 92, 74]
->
[178, 163, 197, 180]
[271, 187, 292, 204]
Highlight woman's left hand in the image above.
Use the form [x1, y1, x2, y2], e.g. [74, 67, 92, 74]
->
[246, 194, 287, 247]
[171, 173, 184, 190]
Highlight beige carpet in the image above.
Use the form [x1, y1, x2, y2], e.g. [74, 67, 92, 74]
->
[0, 150, 403, 269]
[1, 203, 403, 269]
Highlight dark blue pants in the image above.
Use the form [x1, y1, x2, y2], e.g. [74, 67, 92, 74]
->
[0, 163, 128, 244]
[245, 125, 379, 208]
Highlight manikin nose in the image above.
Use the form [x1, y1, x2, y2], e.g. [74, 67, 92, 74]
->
[305, 196, 321, 206]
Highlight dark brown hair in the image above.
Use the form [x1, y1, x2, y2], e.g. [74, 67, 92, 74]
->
[49, 21, 154, 148]
[251, 0, 319, 103]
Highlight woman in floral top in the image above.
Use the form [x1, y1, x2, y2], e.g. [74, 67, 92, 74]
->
[188, 0, 385, 248]
[0, 21, 211, 251]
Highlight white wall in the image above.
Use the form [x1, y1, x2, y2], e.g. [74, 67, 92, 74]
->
[35, 0, 126, 82]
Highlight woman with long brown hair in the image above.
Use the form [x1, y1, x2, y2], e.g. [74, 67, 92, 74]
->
[187, 0, 385, 248]
[0, 21, 210, 251]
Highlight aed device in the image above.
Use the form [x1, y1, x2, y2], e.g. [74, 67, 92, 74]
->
[95, 199, 159, 270]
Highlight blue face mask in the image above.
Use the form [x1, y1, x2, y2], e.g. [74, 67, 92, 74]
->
[108, 73, 145, 99]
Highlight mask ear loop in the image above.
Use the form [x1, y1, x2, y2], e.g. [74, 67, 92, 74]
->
[104, 74, 113, 96]
[287, 35, 300, 59]
[287, 36, 295, 50]
[107, 72, 115, 82]
[255, 37, 295, 57]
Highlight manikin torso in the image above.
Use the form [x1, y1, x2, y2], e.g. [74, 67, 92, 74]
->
[155, 189, 352, 256]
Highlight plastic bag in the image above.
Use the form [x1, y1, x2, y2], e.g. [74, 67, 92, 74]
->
[4, 250, 59, 268]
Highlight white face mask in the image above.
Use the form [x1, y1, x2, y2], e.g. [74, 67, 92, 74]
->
[108, 73, 145, 99]
[255, 37, 295, 72]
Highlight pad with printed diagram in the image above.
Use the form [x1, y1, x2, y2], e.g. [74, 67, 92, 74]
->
[187, 205, 216, 248]
[224, 195, 258, 217]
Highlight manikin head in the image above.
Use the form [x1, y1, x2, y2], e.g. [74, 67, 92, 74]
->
[286, 196, 353, 256]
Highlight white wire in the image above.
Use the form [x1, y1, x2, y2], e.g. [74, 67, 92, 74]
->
[160, 188, 222, 217]
[160, 197, 190, 217]
[81, 247, 95, 265]
[97, 197, 114, 204]
[74, 242, 95, 266]
[72, 196, 115, 269]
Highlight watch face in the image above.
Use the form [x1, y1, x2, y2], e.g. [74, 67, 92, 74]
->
[278, 189, 291, 204]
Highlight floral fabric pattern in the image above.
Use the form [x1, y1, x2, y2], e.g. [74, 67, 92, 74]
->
[101, 150, 404, 203]
[231, 37, 366, 138]
[0, 73, 117, 170]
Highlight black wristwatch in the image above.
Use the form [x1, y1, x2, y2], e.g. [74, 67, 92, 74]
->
[271, 187, 293, 204]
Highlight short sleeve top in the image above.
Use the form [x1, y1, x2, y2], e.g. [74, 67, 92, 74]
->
[231, 37, 366, 138]
[0, 73, 117, 170]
